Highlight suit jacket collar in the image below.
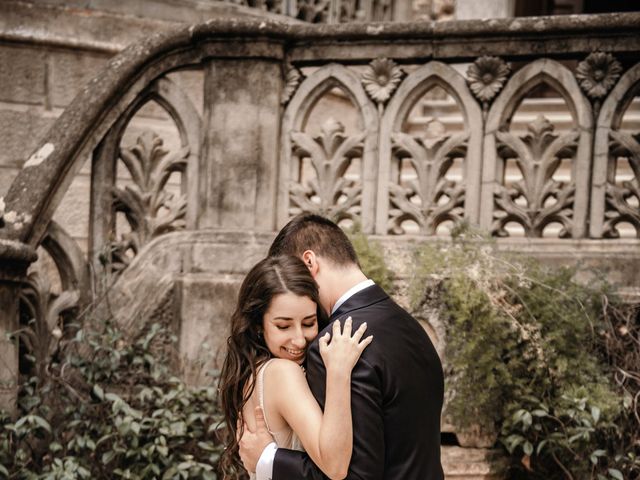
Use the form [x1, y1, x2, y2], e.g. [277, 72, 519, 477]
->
[330, 284, 389, 319]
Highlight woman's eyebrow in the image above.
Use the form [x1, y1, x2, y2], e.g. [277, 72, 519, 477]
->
[272, 313, 317, 321]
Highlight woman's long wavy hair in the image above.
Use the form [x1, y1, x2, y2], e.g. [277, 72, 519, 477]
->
[218, 255, 326, 478]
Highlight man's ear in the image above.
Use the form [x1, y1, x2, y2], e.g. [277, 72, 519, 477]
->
[301, 250, 319, 276]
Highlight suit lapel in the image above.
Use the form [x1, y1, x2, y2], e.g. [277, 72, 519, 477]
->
[331, 284, 389, 320]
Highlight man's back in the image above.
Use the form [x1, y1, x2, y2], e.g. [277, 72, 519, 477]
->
[301, 284, 445, 479]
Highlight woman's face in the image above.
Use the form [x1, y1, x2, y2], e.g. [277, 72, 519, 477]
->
[262, 292, 318, 364]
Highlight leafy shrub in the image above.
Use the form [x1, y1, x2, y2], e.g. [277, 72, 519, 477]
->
[0, 320, 223, 479]
[347, 225, 394, 292]
[410, 231, 639, 479]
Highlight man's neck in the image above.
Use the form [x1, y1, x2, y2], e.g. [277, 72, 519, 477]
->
[326, 268, 369, 313]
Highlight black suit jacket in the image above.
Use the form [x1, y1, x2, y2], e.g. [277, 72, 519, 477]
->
[273, 284, 445, 479]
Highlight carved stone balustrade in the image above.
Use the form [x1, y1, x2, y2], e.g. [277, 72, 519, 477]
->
[0, 13, 640, 476]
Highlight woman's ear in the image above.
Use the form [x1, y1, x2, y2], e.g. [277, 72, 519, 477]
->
[302, 250, 319, 276]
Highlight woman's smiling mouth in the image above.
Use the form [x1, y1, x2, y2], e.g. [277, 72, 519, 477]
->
[283, 347, 305, 358]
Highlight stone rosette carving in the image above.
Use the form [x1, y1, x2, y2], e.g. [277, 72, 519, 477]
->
[362, 58, 404, 105]
[576, 51, 623, 100]
[110, 131, 188, 270]
[466, 56, 511, 105]
[492, 115, 578, 238]
[388, 131, 468, 235]
[281, 65, 304, 106]
[289, 118, 364, 222]
[603, 131, 640, 238]
[0, 196, 31, 231]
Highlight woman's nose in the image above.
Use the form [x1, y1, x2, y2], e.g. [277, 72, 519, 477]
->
[291, 329, 306, 348]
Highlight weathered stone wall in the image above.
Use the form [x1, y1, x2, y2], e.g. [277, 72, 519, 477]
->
[0, 0, 298, 257]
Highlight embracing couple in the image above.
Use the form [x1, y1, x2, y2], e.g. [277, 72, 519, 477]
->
[219, 214, 444, 479]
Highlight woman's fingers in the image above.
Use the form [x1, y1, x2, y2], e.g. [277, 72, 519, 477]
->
[254, 406, 268, 433]
[351, 322, 367, 342]
[319, 331, 331, 352]
[343, 316, 353, 337]
[358, 334, 374, 352]
[332, 318, 341, 339]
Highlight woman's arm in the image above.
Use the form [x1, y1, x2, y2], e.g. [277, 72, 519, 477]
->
[264, 317, 371, 479]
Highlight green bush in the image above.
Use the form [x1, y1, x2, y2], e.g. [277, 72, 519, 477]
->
[410, 231, 639, 479]
[347, 225, 394, 292]
[0, 320, 223, 479]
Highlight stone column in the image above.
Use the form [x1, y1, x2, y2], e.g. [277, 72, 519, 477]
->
[198, 50, 284, 231]
[0, 240, 36, 416]
[456, 0, 515, 18]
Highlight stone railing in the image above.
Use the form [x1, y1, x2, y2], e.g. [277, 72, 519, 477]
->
[220, 0, 414, 22]
[1, 16, 639, 472]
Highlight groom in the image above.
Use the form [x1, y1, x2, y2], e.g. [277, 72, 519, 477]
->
[239, 214, 444, 479]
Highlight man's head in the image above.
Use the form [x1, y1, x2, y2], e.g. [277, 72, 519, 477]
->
[269, 214, 359, 266]
[269, 214, 365, 314]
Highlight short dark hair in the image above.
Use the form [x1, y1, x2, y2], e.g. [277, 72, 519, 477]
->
[268, 214, 359, 267]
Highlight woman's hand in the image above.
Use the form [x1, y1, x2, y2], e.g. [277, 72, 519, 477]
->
[319, 316, 373, 374]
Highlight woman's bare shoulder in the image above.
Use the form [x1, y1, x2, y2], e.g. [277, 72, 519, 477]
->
[264, 358, 305, 375]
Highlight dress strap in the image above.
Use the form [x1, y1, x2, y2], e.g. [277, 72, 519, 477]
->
[256, 358, 275, 433]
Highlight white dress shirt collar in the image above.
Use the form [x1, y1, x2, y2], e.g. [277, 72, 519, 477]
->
[331, 279, 375, 315]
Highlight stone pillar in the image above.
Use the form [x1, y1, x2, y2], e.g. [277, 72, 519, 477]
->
[0, 240, 37, 416]
[198, 54, 284, 231]
[392, 0, 413, 21]
[456, 0, 515, 19]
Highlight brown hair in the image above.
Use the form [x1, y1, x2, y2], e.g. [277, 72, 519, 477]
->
[268, 214, 359, 267]
[218, 255, 326, 477]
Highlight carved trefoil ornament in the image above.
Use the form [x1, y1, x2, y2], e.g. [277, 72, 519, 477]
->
[281, 65, 304, 106]
[603, 131, 640, 238]
[576, 51, 623, 100]
[387, 131, 468, 234]
[289, 118, 364, 223]
[110, 131, 188, 270]
[362, 58, 404, 106]
[466, 56, 511, 107]
[492, 115, 578, 238]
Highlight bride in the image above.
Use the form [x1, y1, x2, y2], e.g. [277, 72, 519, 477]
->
[218, 255, 372, 479]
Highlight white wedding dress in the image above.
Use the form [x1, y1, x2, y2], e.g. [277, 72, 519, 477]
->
[249, 358, 304, 480]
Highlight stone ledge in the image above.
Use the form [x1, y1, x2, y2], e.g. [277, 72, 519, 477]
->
[0, 0, 301, 54]
[442, 446, 504, 479]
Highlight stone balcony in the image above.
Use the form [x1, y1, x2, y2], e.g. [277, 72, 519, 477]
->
[1, 11, 640, 478]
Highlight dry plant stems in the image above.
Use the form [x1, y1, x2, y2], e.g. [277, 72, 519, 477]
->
[410, 227, 639, 480]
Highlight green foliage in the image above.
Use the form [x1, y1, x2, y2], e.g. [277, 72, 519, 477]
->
[347, 225, 394, 292]
[0, 320, 223, 479]
[410, 232, 639, 479]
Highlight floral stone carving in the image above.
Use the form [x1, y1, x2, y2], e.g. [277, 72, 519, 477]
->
[576, 51, 622, 100]
[110, 131, 188, 269]
[362, 58, 404, 105]
[466, 56, 511, 105]
[388, 131, 468, 235]
[289, 118, 364, 222]
[603, 131, 640, 238]
[281, 65, 304, 105]
[492, 115, 578, 238]
[19, 270, 79, 379]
